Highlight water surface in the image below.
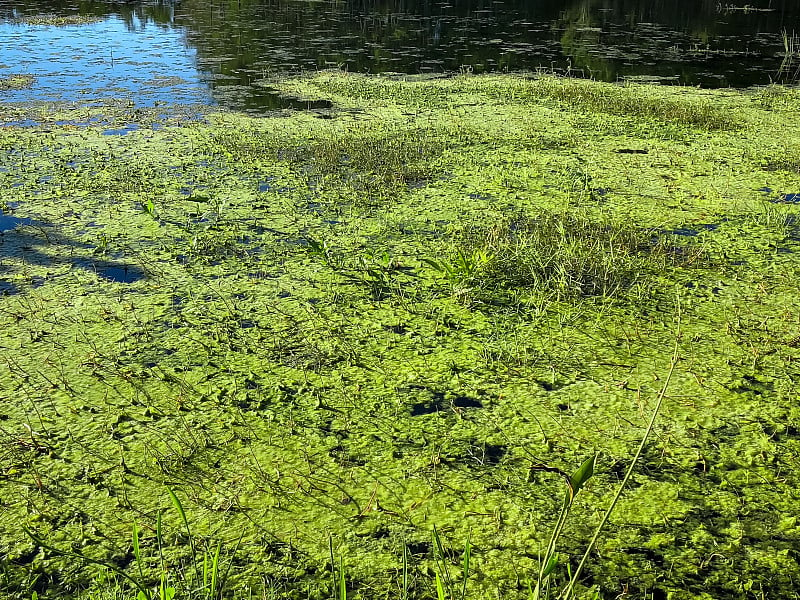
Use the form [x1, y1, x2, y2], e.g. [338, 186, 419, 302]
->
[1, 0, 799, 112]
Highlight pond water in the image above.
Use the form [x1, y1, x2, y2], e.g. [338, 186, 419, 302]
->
[1, 0, 799, 113]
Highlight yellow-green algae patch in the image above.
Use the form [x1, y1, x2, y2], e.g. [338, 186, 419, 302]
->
[9, 14, 104, 26]
[0, 75, 36, 92]
[0, 74, 799, 600]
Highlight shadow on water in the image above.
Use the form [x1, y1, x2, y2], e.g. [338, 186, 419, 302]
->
[210, 83, 334, 112]
[0, 219, 146, 295]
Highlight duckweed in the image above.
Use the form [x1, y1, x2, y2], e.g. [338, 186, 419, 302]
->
[0, 73, 799, 600]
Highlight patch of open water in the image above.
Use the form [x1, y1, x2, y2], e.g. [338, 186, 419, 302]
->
[0, 212, 31, 230]
[1, 0, 799, 115]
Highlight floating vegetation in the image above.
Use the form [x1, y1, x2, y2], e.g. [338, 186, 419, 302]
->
[1, 73, 800, 600]
[12, 13, 104, 26]
[498, 76, 739, 130]
[427, 211, 705, 304]
[0, 74, 35, 92]
[212, 123, 444, 204]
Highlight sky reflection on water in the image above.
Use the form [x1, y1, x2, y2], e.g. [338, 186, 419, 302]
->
[1, 0, 799, 112]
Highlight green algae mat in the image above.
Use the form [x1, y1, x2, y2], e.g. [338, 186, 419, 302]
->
[1, 73, 800, 600]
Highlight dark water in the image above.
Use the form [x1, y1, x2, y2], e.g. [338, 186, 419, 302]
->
[1, 0, 799, 112]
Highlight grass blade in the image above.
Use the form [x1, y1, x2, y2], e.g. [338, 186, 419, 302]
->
[401, 544, 409, 600]
[168, 487, 199, 588]
[329, 535, 337, 599]
[132, 521, 146, 592]
[460, 532, 471, 600]
[211, 541, 221, 599]
[432, 525, 452, 597]
[339, 557, 347, 600]
[435, 572, 446, 600]
[559, 327, 680, 599]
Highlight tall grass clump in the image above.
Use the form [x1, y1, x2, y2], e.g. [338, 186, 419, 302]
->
[308, 126, 442, 195]
[777, 29, 800, 83]
[494, 76, 736, 130]
[426, 211, 701, 303]
[762, 142, 800, 174]
[305, 73, 455, 107]
[212, 124, 443, 202]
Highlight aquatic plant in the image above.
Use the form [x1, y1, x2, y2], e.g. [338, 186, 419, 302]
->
[212, 123, 443, 204]
[422, 247, 494, 292]
[479, 75, 737, 130]
[2, 73, 800, 600]
[13, 14, 104, 26]
[427, 211, 702, 305]
[0, 75, 36, 92]
[22, 489, 237, 600]
[777, 29, 800, 83]
[431, 527, 471, 600]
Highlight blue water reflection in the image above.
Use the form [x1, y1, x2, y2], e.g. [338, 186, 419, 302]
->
[0, 14, 209, 106]
[1, 0, 799, 113]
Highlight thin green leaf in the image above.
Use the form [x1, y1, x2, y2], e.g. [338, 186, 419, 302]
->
[168, 488, 190, 535]
[432, 525, 452, 593]
[339, 557, 346, 600]
[401, 544, 409, 600]
[568, 455, 596, 500]
[460, 532, 471, 600]
[203, 550, 209, 592]
[435, 572, 446, 600]
[329, 535, 337, 599]
[542, 552, 559, 579]
[211, 541, 221, 598]
[132, 521, 146, 590]
[156, 510, 164, 572]
[167, 487, 198, 587]
[420, 257, 445, 272]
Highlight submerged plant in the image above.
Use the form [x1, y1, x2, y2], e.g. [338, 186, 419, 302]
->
[22, 489, 237, 600]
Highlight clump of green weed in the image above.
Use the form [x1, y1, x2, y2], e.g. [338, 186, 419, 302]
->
[776, 29, 800, 84]
[303, 234, 411, 300]
[426, 211, 702, 303]
[762, 145, 800, 174]
[745, 199, 798, 231]
[308, 127, 441, 198]
[498, 76, 736, 130]
[294, 73, 455, 107]
[0, 75, 36, 92]
[212, 124, 442, 203]
[13, 14, 103, 25]
[751, 84, 800, 110]
[23, 489, 237, 600]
